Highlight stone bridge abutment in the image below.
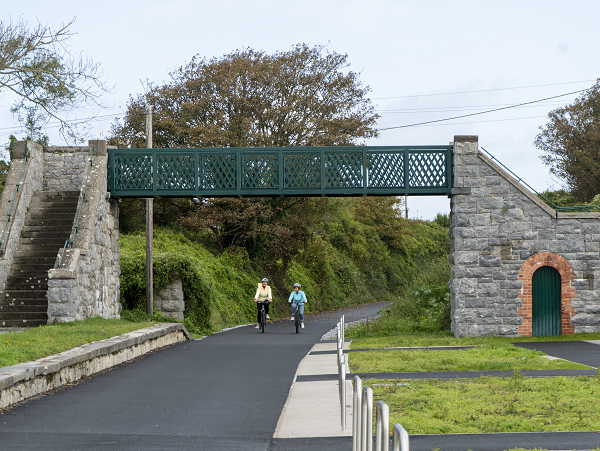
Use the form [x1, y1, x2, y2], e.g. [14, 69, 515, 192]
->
[450, 136, 600, 337]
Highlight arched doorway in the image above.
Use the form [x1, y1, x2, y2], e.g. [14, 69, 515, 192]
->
[518, 252, 576, 337]
[532, 266, 561, 336]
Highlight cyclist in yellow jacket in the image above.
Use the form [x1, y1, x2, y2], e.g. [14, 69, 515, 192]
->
[254, 278, 272, 329]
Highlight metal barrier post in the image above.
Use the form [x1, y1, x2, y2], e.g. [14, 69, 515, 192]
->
[353, 376, 362, 451]
[362, 387, 373, 451]
[375, 401, 389, 451]
[340, 354, 346, 430]
[392, 424, 409, 451]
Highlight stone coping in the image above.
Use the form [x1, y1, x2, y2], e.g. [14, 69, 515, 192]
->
[0, 323, 191, 390]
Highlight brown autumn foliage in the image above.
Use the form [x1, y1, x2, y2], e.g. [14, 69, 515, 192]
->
[535, 80, 600, 201]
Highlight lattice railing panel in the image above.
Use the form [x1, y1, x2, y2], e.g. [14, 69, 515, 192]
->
[107, 146, 452, 196]
[200, 153, 237, 189]
[284, 153, 320, 188]
[326, 152, 362, 188]
[113, 154, 153, 190]
[243, 153, 279, 189]
[408, 152, 447, 187]
[368, 152, 404, 188]
[157, 154, 195, 190]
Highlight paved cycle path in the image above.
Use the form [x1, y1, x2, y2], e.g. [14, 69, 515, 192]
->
[0, 302, 385, 451]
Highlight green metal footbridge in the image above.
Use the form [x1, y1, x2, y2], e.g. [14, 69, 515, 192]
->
[107, 145, 453, 198]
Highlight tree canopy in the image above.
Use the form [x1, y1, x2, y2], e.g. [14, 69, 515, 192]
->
[110, 44, 381, 267]
[535, 80, 600, 200]
[109, 44, 378, 148]
[0, 17, 111, 141]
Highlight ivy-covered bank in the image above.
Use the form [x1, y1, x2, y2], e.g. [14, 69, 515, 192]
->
[120, 198, 450, 334]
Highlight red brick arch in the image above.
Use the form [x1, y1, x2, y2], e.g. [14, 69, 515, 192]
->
[518, 252, 576, 336]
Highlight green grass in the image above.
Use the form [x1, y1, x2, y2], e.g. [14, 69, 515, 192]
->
[349, 346, 589, 373]
[349, 331, 600, 349]
[0, 317, 156, 367]
[366, 375, 600, 434]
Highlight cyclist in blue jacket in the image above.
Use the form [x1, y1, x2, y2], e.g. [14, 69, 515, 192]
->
[288, 283, 308, 328]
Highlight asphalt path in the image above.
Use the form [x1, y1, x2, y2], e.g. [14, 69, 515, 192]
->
[0, 302, 387, 451]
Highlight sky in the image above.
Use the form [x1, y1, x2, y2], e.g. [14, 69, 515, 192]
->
[2, 0, 599, 220]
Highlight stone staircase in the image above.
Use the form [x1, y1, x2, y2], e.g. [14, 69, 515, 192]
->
[0, 191, 79, 327]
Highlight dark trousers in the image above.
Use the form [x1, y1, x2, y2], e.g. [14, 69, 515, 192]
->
[256, 302, 270, 323]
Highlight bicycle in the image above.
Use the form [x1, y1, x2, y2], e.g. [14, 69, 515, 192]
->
[291, 302, 304, 333]
[257, 301, 270, 333]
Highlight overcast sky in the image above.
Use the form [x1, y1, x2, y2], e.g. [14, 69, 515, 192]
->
[2, 0, 599, 219]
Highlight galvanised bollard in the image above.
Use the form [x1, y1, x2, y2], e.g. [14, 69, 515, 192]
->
[392, 424, 409, 451]
[375, 401, 389, 451]
[341, 314, 345, 343]
[340, 354, 346, 431]
[352, 376, 362, 451]
[338, 347, 344, 401]
[361, 387, 373, 451]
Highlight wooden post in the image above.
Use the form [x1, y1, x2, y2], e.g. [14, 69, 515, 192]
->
[146, 105, 154, 315]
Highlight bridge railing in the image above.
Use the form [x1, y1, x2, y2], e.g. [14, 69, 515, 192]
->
[107, 146, 453, 198]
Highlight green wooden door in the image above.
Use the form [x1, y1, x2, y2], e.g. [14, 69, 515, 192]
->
[532, 266, 561, 336]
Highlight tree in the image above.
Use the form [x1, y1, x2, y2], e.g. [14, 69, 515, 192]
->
[109, 44, 378, 148]
[535, 80, 600, 200]
[109, 44, 379, 267]
[0, 17, 111, 141]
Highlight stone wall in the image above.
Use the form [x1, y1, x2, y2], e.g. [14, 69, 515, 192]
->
[42, 146, 90, 191]
[450, 136, 600, 337]
[154, 280, 185, 321]
[47, 140, 121, 323]
[0, 141, 44, 291]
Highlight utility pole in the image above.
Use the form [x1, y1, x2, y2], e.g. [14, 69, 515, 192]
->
[146, 105, 153, 315]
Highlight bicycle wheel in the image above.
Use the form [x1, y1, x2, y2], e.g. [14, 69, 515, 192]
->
[295, 316, 300, 333]
[261, 308, 266, 333]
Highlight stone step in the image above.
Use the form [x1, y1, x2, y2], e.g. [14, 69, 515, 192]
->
[11, 259, 56, 269]
[0, 318, 47, 327]
[0, 311, 48, 319]
[19, 231, 73, 241]
[6, 275, 48, 285]
[1, 291, 47, 300]
[27, 212, 77, 221]
[24, 218, 75, 227]
[0, 304, 47, 313]
[4, 282, 47, 291]
[13, 249, 61, 259]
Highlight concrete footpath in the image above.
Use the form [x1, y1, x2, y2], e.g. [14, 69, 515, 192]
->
[275, 340, 352, 438]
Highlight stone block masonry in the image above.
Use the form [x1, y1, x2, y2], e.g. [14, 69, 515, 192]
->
[450, 136, 600, 337]
[48, 140, 121, 323]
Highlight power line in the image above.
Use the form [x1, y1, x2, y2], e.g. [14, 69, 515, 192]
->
[372, 79, 597, 100]
[377, 89, 588, 131]
[377, 100, 570, 114]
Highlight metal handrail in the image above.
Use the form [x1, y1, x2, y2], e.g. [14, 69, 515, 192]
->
[57, 146, 95, 268]
[0, 145, 30, 248]
[480, 147, 600, 213]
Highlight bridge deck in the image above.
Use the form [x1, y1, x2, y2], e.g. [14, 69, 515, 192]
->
[107, 146, 453, 198]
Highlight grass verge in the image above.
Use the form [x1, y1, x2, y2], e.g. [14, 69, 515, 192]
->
[349, 331, 600, 349]
[366, 374, 600, 434]
[0, 317, 156, 367]
[349, 346, 588, 373]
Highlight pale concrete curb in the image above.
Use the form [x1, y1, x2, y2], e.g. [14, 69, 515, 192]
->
[0, 323, 191, 409]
